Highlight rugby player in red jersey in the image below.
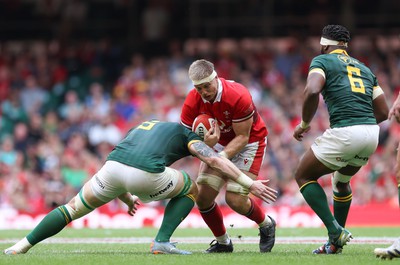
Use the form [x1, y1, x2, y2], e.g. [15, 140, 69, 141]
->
[181, 59, 276, 253]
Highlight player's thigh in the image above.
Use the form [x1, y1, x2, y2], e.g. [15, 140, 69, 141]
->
[80, 180, 111, 208]
[295, 148, 334, 185]
[88, 161, 130, 204]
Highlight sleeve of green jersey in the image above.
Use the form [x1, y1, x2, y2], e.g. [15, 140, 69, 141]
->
[309, 55, 326, 72]
[185, 129, 203, 150]
[187, 130, 202, 142]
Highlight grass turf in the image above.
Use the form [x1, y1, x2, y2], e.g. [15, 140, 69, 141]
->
[0, 227, 398, 265]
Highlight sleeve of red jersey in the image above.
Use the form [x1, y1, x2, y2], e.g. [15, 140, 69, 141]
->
[180, 92, 197, 129]
[232, 92, 255, 123]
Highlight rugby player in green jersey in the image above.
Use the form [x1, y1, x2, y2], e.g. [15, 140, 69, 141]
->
[4, 120, 277, 255]
[293, 25, 389, 254]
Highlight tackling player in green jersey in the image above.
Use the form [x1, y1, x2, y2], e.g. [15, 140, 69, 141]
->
[293, 25, 389, 254]
[4, 120, 277, 255]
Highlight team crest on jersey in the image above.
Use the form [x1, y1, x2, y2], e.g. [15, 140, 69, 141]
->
[223, 110, 230, 118]
[218, 120, 231, 133]
[337, 55, 359, 65]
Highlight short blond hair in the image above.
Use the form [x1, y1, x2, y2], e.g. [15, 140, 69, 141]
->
[188, 59, 214, 82]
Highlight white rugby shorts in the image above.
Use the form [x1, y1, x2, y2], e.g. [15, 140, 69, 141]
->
[311, 124, 380, 170]
[90, 160, 180, 203]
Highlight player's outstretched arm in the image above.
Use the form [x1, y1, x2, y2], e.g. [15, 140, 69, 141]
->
[189, 141, 277, 204]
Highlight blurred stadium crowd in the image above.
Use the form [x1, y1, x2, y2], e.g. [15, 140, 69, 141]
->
[0, 34, 399, 213]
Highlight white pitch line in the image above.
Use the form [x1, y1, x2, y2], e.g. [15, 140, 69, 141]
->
[0, 237, 397, 244]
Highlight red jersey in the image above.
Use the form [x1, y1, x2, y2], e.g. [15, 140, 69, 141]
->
[181, 78, 268, 146]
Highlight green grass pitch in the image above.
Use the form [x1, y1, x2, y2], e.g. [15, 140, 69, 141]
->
[0, 227, 398, 265]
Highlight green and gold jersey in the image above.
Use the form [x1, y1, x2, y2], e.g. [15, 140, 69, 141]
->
[107, 120, 202, 173]
[309, 49, 379, 128]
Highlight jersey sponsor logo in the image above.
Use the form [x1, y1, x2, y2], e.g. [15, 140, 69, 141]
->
[197, 126, 205, 139]
[335, 157, 349, 162]
[95, 175, 105, 190]
[354, 154, 369, 161]
[149, 181, 173, 198]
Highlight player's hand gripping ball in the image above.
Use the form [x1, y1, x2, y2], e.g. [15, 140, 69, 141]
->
[192, 114, 215, 139]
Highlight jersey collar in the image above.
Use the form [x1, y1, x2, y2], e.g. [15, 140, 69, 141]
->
[329, 49, 349, 56]
[202, 78, 223, 103]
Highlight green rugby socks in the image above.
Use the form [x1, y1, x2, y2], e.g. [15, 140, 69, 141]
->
[333, 190, 352, 227]
[155, 195, 195, 242]
[26, 206, 71, 245]
[300, 181, 340, 235]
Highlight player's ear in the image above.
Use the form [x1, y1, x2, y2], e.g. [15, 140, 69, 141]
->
[323, 45, 329, 53]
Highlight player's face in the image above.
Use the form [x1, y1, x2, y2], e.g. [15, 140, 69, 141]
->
[194, 78, 218, 102]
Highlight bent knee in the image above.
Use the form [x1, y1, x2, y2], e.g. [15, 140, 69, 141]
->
[65, 192, 95, 220]
[196, 173, 224, 192]
[225, 192, 250, 213]
[196, 192, 214, 209]
[294, 168, 305, 186]
[195, 186, 219, 209]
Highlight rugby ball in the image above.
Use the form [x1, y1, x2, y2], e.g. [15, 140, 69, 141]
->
[192, 114, 215, 139]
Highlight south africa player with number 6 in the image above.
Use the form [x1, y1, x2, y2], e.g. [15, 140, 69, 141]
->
[293, 25, 389, 254]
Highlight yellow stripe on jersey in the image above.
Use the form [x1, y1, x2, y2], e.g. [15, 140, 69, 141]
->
[188, 139, 202, 148]
[309, 68, 326, 79]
